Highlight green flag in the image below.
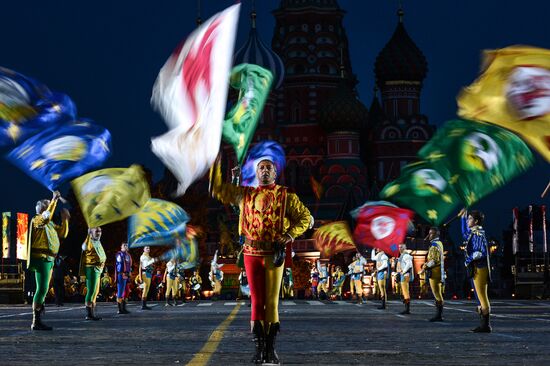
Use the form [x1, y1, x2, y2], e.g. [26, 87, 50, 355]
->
[418, 119, 534, 206]
[380, 160, 461, 225]
[222, 63, 273, 164]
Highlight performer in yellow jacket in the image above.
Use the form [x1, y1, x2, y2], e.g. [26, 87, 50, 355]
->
[212, 157, 311, 365]
[420, 227, 445, 322]
[139, 246, 155, 310]
[80, 227, 106, 321]
[29, 191, 70, 331]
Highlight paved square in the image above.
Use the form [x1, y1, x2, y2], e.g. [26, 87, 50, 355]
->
[1, 299, 549, 365]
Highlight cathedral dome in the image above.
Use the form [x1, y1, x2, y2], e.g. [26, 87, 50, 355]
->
[374, 9, 428, 85]
[279, 0, 339, 9]
[234, 12, 285, 89]
[319, 79, 369, 133]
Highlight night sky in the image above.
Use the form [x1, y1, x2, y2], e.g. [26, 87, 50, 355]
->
[1, 0, 550, 241]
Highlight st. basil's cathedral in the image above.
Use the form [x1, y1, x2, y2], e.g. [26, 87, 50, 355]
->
[156, 0, 436, 265]
[230, 0, 434, 221]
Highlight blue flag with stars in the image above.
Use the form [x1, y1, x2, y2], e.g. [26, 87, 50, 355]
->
[0, 66, 76, 147]
[6, 119, 111, 190]
[128, 199, 190, 248]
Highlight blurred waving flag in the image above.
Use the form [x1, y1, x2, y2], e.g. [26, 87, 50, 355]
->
[6, 120, 111, 190]
[310, 176, 324, 201]
[128, 199, 189, 247]
[241, 140, 286, 187]
[313, 221, 355, 258]
[457, 46, 550, 162]
[352, 203, 414, 258]
[0, 66, 76, 146]
[380, 160, 461, 225]
[222, 63, 273, 164]
[72, 165, 150, 227]
[158, 235, 199, 269]
[151, 4, 240, 196]
[418, 119, 533, 206]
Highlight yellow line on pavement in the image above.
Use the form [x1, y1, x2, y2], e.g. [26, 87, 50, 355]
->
[186, 303, 242, 366]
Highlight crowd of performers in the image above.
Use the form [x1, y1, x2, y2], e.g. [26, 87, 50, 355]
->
[28, 159, 494, 365]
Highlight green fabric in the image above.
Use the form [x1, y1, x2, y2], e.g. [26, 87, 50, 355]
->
[418, 119, 534, 206]
[381, 119, 534, 225]
[222, 63, 273, 164]
[43, 221, 60, 261]
[32, 258, 54, 305]
[91, 239, 106, 264]
[85, 266, 102, 304]
[236, 247, 244, 269]
[380, 160, 461, 225]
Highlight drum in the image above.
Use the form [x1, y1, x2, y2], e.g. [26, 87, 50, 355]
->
[240, 285, 250, 297]
[192, 284, 201, 291]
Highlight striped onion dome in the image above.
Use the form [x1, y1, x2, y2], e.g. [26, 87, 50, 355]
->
[234, 12, 285, 89]
[374, 8, 427, 85]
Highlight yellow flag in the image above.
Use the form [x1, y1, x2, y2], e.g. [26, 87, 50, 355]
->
[457, 45, 550, 162]
[72, 165, 150, 227]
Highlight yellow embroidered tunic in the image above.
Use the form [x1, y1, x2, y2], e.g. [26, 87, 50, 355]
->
[426, 239, 444, 276]
[212, 163, 311, 256]
[29, 198, 69, 262]
[80, 236, 107, 274]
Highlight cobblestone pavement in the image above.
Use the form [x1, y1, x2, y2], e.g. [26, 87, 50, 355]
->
[1, 299, 549, 365]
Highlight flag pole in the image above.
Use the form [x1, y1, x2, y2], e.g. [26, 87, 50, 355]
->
[541, 179, 550, 198]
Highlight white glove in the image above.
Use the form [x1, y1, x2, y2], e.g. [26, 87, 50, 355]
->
[472, 251, 483, 260]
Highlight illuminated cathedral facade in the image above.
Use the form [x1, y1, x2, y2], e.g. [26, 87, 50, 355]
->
[230, 0, 435, 220]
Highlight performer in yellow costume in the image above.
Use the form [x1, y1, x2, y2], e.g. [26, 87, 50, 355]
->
[189, 269, 202, 301]
[371, 248, 389, 309]
[212, 157, 311, 365]
[348, 253, 366, 304]
[330, 266, 345, 300]
[80, 227, 106, 321]
[28, 191, 70, 330]
[461, 210, 492, 333]
[419, 227, 445, 322]
[163, 258, 178, 306]
[139, 246, 154, 310]
[397, 243, 414, 315]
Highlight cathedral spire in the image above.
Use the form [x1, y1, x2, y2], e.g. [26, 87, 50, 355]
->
[398, 0, 404, 23]
[196, 0, 202, 26]
[251, 0, 257, 29]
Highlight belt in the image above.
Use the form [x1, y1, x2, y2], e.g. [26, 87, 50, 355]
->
[244, 238, 274, 251]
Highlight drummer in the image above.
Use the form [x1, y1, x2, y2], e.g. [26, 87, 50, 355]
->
[189, 269, 202, 301]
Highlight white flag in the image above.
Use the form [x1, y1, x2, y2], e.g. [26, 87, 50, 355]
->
[151, 3, 240, 195]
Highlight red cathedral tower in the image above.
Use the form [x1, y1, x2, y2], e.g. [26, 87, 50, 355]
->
[364, 7, 435, 198]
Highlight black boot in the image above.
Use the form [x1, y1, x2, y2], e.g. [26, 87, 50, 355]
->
[377, 298, 386, 309]
[117, 301, 123, 314]
[400, 299, 410, 315]
[31, 305, 52, 331]
[92, 303, 102, 320]
[86, 305, 101, 321]
[251, 321, 265, 364]
[429, 301, 443, 322]
[264, 322, 280, 365]
[472, 313, 492, 333]
[141, 300, 152, 310]
[121, 300, 130, 314]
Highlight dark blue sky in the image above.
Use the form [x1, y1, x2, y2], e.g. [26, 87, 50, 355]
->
[1, 0, 549, 240]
